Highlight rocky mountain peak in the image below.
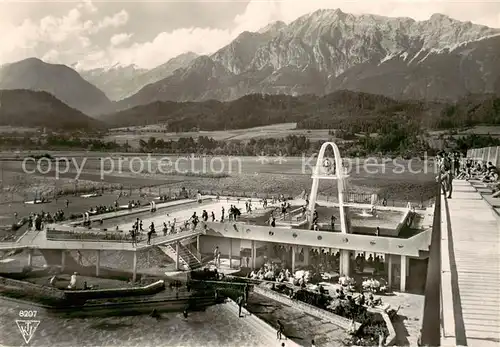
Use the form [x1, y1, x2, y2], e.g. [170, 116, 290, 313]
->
[89, 9, 500, 111]
[258, 21, 287, 34]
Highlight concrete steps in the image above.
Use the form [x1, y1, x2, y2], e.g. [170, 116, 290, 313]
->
[178, 243, 202, 270]
[157, 243, 202, 271]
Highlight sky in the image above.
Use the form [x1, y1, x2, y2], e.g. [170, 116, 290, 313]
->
[0, 0, 499, 70]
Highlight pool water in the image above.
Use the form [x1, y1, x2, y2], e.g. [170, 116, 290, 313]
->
[316, 206, 403, 231]
[0, 299, 273, 347]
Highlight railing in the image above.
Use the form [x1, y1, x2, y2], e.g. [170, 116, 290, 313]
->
[46, 228, 137, 243]
[467, 146, 500, 165]
[197, 189, 427, 208]
[420, 173, 442, 346]
[46, 226, 201, 244]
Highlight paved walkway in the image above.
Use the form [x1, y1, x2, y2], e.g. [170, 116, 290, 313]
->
[441, 180, 500, 346]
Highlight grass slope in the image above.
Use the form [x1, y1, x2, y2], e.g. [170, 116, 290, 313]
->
[0, 89, 106, 131]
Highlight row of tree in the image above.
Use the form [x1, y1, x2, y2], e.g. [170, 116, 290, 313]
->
[0, 130, 499, 157]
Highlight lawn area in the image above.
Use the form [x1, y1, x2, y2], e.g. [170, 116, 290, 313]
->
[105, 123, 337, 146]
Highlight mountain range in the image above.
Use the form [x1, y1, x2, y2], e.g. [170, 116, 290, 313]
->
[0, 9, 499, 120]
[79, 52, 199, 101]
[0, 58, 111, 116]
[113, 10, 500, 113]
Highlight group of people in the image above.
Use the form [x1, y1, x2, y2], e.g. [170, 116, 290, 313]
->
[27, 210, 66, 228]
[89, 202, 120, 215]
[126, 200, 142, 209]
[354, 253, 385, 274]
[27, 212, 50, 231]
[437, 151, 500, 199]
[124, 200, 247, 247]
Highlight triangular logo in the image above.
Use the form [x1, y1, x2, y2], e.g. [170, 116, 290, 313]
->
[16, 320, 40, 344]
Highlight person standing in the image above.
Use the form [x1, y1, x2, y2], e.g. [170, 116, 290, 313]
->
[147, 222, 154, 245]
[277, 320, 285, 340]
[331, 215, 336, 231]
[214, 246, 219, 260]
[191, 212, 199, 230]
[437, 157, 453, 199]
[244, 284, 249, 304]
[236, 295, 244, 317]
[77, 250, 83, 265]
[443, 167, 453, 199]
[131, 228, 137, 247]
[211, 211, 215, 222]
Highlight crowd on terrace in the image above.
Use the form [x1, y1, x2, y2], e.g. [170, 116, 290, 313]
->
[437, 150, 500, 198]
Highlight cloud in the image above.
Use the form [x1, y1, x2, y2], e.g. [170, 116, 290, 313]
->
[110, 33, 132, 46]
[78, 0, 97, 14]
[93, 0, 500, 69]
[41, 49, 61, 63]
[91, 10, 129, 34]
[1, 0, 499, 70]
[0, 0, 128, 67]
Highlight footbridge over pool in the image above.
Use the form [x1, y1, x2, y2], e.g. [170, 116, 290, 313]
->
[201, 220, 431, 257]
[420, 179, 500, 347]
[0, 226, 204, 281]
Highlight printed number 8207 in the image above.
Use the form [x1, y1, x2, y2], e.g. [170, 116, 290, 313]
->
[19, 310, 37, 318]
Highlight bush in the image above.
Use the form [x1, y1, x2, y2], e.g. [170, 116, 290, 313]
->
[28, 153, 54, 160]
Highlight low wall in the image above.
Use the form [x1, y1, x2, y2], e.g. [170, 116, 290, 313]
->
[64, 280, 165, 301]
[255, 284, 395, 346]
[0, 276, 166, 306]
[395, 209, 413, 235]
[0, 276, 66, 304]
[253, 286, 358, 331]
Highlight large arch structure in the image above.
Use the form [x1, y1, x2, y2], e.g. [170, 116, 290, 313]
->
[307, 141, 351, 275]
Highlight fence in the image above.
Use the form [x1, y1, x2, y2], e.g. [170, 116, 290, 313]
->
[466, 146, 500, 165]
[0, 184, 430, 210]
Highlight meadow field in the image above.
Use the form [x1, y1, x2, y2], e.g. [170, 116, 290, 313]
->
[105, 123, 335, 146]
[427, 125, 500, 137]
[0, 153, 437, 214]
